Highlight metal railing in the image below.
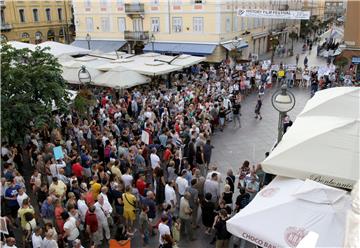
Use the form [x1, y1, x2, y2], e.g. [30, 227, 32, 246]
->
[1, 23, 12, 31]
[124, 31, 149, 41]
[124, 3, 144, 13]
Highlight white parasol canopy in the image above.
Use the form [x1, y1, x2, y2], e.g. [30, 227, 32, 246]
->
[226, 176, 351, 248]
[298, 87, 359, 119]
[262, 87, 360, 189]
[92, 66, 150, 89]
[61, 66, 102, 84]
[320, 27, 344, 40]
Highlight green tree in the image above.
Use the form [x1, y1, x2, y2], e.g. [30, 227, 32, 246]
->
[333, 56, 349, 72]
[1, 44, 69, 144]
[73, 88, 96, 118]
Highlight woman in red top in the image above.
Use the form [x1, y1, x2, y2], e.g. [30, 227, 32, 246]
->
[54, 199, 65, 234]
[72, 161, 83, 179]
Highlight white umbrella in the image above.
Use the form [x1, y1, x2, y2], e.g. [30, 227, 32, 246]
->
[92, 66, 150, 89]
[61, 66, 102, 84]
[298, 87, 360, 119]
[226, 177, 351, 248]
[262, 88, 360, 190]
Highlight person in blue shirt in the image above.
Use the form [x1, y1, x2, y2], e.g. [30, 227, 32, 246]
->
[4, 177, 20, 218]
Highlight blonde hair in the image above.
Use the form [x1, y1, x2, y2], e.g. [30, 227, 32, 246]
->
[224, 184, 231, 192]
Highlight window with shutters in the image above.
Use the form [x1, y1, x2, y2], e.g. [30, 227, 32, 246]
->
[86, 17, 94, 32]
[172, 17, 182, 32]
[151, 17, 160, 32]
[193, 17, 204, 33]
[117, 17, 126, 32]
[225, 17, 231, 32]
[101, 17, 110, 32]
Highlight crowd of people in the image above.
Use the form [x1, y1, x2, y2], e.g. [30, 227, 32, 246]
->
[0, 51, 353, 248]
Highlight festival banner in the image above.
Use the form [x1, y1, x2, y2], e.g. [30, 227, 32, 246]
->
[237, 9, 310, 20]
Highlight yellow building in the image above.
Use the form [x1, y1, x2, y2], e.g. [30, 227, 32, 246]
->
[1, 0, 74, 44]
[302, 0, 325, 20]
[72, 0, 301, 62]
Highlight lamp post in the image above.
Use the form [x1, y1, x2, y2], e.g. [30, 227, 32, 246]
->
[150, 33, 155, 52]
[271, 84, 296, 143]
[78, 65, 91, 87]
[86, 33, 91, 50]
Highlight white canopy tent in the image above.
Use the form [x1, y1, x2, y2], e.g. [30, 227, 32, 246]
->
[226, 177, 351, 248]
[61, 66, 103, 85]
[37, 41, 90, 57]
[92, 66, 150, 89]
[320, 27, 344, 40]
[262, 88, 360, 189]
[7, 41, 36, 50]
[6, 41, 90, 57]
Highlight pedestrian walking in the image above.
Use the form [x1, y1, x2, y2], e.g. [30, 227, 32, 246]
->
[304, 56, 308, 68]
[254, 95, 263, 120]
[232, 98, 241, 128]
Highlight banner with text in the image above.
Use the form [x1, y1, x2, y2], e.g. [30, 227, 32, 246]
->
[237, 9, 310, 20]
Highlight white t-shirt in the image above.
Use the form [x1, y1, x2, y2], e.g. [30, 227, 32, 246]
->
[165, 184, 176, 206]
[175, 177, 188, 196]
[121, 174, 133, 188]
[63, 217, 79, 241]
[77, 199, 88, 222]
[31, 233, 43, 248]
[17, 193, 29, 208]
[150, 153, 160, 170]
[158, 222, 171, 245]
[41, 238, 58, 248]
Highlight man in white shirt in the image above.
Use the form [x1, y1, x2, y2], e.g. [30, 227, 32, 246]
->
[121, 167, 133, 188]
[165, 181, 176, 208]
[206, 166, 222, 183]
[49, 159, 66, 178]
[158, 215, 171, 246]
[99, 187, 113, 215]
[175, 170, 189, 197]
[94, 196, 110, 240]
[77, 193, 88, 223]
[150, 149, 160, 170]
[16, 187, 28, 208]
[31, 227, 43, 248]
[204, 173, 220, 204]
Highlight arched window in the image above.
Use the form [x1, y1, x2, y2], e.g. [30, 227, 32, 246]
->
[47, 29, 55, 41]
[21, 32, 30, 43]
[35, 31, 42, 44]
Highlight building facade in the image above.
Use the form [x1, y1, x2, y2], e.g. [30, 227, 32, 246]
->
[342, 0, 360, 80]
[0, 0, 74, 44]
[302, 0, 325, 20]
[72, 0, 301, 62]
[324, 0, 346, 21]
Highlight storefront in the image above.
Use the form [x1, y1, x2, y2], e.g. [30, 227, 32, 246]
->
[352, 56, 360, 81]
[21, 32, 30, 43]
[35, 31, 42, 44]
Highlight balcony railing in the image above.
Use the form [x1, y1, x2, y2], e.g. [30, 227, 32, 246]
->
[279, 4, 289, 11]
[0, 0, 5, 7]
[124, 31, 149, 41]
[125, 3, 144, 13]
[1, 23, 12, 31]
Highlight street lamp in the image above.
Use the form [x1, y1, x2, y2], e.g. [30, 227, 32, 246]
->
[231, 36, 241, 50]
[149, 34, 155, 53]
[271, 84, 296, 143]
[78, 65, 91, 86]
[86, 33, 91, 50]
